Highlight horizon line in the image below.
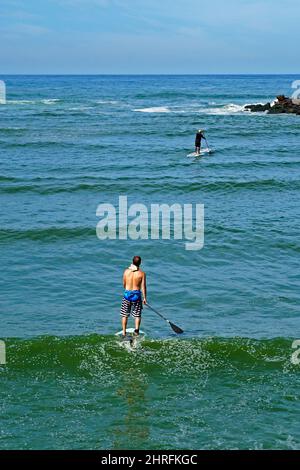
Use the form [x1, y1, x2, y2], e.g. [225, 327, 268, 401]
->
[1, 73, 300, 77]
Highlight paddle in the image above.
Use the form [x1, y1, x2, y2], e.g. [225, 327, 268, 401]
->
[204, 137, 211, 151]
[146, 303, 184, 334]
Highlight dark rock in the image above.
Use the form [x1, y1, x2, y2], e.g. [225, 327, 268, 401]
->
[277, 95, 289, 103]
[245, 103, 271, 112]
[245, 95, 300, 115]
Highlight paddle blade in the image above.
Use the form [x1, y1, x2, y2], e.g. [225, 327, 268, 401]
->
[169, 321, 184, 335]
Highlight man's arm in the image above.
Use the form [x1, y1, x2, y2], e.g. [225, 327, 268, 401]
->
[123, 270, 127, 289]
[142, 272, 147, 304]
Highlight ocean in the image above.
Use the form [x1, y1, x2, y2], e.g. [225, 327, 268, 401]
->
[0, 75, 299, 449]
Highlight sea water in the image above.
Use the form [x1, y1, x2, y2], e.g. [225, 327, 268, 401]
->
[0, 75, 299, 449]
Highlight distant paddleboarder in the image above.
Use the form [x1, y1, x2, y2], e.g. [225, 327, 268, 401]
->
[120, 256, 147, 337]
[195, 129, 206, 155]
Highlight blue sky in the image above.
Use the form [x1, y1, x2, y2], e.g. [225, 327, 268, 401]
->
[0, 0, 299, 73]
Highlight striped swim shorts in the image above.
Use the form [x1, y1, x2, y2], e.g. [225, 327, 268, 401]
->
[120, 291, 143, 318]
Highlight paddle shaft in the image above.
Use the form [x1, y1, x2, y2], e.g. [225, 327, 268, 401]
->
[146, 304, 169, 322]
[146, 304, 184, 334]
[204, 137, 210, 149]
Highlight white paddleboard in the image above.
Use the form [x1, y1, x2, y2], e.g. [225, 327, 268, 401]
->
[115, 328, 145, 349]
[187, 148, 213, 157]
[115, 327, 145, 337]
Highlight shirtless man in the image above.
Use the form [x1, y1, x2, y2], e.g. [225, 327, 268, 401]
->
[120, 256, 147, 337]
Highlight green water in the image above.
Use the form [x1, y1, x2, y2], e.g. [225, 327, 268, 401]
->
[1, 335, 299, 449]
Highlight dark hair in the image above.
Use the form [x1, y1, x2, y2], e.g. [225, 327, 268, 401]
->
[132, 256, 141, 267]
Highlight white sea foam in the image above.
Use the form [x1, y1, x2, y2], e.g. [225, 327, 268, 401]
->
[201, 103, 247, 115]
[97, 100, 119, 105]
[42, 99, 61, 105]
[133, 103, 255, 115]
[68, 107, 93, 112]
[133, 106, 171, 113]
[8, 99, 61, 105]
[9, 100, 36, 105]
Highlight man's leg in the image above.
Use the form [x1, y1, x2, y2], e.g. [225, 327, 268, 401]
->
[134, 316, 141, 334]
[133, 300, 142, 335]
[122, 316, 128, 336]
[120, 298, 130, 336]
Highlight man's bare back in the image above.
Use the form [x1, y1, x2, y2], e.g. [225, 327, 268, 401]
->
[123, 268, 146, 294]
[120, 256, 147, 336]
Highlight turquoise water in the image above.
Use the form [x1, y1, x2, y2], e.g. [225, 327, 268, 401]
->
[0, 75, 299, 449]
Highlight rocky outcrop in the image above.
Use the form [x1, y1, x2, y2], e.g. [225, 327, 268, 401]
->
[245, 95, 300, 115]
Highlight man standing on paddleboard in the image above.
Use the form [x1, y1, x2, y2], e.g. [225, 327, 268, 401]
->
[195, 129, 205, 155]
[120, 256, 147, 337]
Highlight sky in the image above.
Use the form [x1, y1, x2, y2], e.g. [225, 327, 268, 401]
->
[0, 0, 299, 74]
